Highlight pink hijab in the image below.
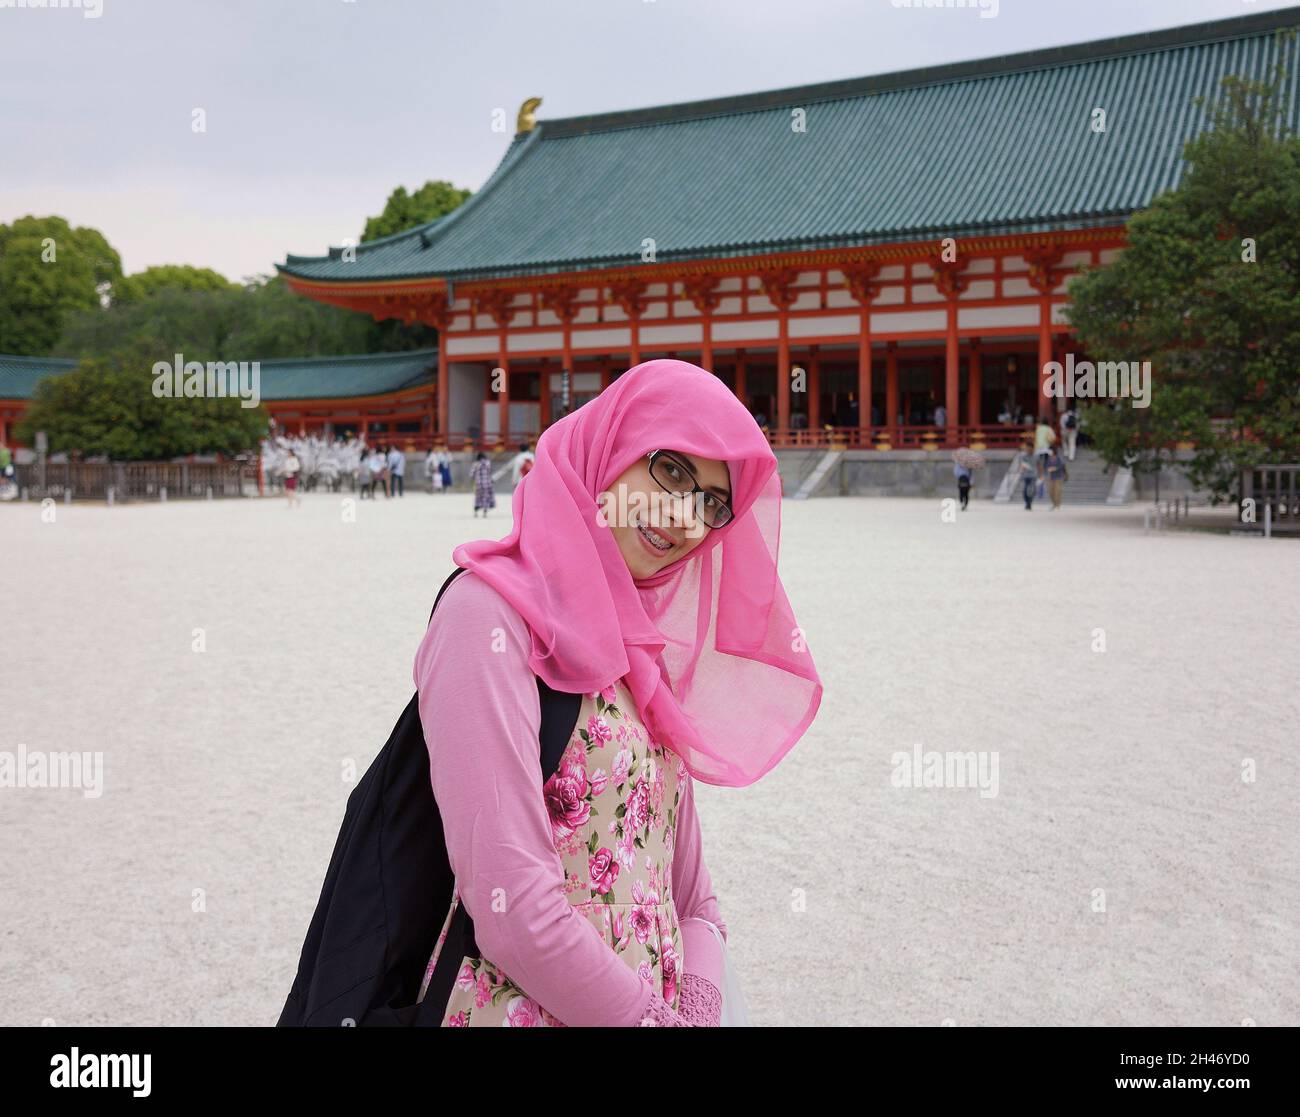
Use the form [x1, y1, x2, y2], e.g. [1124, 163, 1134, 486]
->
[452, 359, 822, 787]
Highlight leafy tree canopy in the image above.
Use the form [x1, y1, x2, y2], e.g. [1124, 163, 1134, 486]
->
[361, 180, 471, 242]
[15, 338, 268, 460]
[0, 215, 122, 356]
[1066, 47, 1300, 501]
[112, 264, 237, 306]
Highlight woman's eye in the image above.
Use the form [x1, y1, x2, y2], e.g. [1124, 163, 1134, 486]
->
[701, 493, 718, 509]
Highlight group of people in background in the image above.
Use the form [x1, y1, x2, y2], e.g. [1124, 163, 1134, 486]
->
[257, 436, 540, 514]
[424, 448, 453, 493]
[357, 444, 407, 499]
[1015, 409, 1076, 511]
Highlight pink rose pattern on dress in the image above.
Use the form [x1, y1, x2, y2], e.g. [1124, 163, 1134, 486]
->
[425, 681, 686, 1027]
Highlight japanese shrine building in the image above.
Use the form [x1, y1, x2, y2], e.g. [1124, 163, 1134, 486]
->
[6, 11, 1297, 456]
[277, 9, 1300, 451]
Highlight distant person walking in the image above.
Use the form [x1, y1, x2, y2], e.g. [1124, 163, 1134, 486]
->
[1034, 415, 1055, 478]
[438, 450, 452, 493]
[1045, 444, 1069, 509]
[1061, 407, 1079, 461]
[425, 449, 442, 493]
[954, 460, 972, 511]
[387, 444, 406, 497]
[471, 451, 495, 517]
[283, 450, 301, 507]
[1015, 444, 1037, 510]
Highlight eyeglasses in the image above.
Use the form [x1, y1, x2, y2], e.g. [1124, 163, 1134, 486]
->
[646, 450, 734, 529]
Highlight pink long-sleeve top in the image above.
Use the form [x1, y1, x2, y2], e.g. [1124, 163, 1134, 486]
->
[414, 569, 728, 1027]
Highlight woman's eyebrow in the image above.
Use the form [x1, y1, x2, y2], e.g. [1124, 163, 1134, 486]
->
[676, 452, 732, 499]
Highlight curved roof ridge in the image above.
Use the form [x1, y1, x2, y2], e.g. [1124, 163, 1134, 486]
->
[280, 130, 539, 272]
[250, 346, 438, 369]
[536, 7, 1300, 138]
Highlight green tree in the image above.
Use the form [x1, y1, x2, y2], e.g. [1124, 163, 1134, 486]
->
[1065, 48, 1300, 501]
[361, 180, 471, 242]
[0, 216, 122, 355]
[112, 264, 236, 306]
[57, 275, 377, 361]
[58, 274, 434, 358]
[15, 339, 267, 460]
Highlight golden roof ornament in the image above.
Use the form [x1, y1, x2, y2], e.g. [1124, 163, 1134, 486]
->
[516, 97, 542, 134]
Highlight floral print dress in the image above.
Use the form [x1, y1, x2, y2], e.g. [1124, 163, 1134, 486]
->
[417, 679, 685, 1026]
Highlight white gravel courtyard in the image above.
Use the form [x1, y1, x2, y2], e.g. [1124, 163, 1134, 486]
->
[2, 491, 1297, 1026]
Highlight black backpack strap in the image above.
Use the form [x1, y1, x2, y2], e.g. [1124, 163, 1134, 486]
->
[416, 567, 584, 1025]
[430, 565, 469, 622]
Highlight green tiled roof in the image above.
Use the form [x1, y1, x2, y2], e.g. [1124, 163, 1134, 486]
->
[0, 349, 437, 401]
[249, 348, 436, 400]
[279, 9, 1300, 285]
[0, 354, 78, 399]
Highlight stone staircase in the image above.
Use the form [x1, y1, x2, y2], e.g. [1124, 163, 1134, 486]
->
[1060, 449, 1122, 504]
[994, 449, 1128, 505]
[792, 449, 844, 499]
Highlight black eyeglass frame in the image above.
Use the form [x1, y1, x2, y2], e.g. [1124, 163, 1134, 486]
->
[645, 449, 734, 529]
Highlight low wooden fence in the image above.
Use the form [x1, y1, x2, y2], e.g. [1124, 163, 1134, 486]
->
[11, 460, 255, 502]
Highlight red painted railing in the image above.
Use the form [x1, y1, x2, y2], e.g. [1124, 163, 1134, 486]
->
[383, 424, 1032, 454]
[761, 424, 1032, 450]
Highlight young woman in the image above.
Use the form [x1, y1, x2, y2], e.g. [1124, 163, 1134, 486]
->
[413, 359, 823, 1027]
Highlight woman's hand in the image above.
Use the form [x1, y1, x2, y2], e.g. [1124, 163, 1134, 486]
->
[637, 974, 722, 1027]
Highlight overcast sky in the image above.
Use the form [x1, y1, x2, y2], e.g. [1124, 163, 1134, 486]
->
[2, 0, 1294, 281]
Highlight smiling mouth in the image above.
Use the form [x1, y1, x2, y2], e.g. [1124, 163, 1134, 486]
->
[636, 519, 675, 553]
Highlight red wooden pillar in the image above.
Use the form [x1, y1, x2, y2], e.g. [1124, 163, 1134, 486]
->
[932, 258, 967, 448]
[967, 339, 982, 428]
[436, 342, 448, 440]
[1026, 246, 1063, 419]
[497, 327, 510, 446]
[539, 358, 551, 429]
[808, 346, 821, 432]
[844, 262, 881, 446]
[777, 318, 790, 439]
[885, 342, 899, 434]
[425, 291, 452, 441]
[1037, 301, 1053, 418]
[542, 287, 579, 417]
[682, 275, 720, 375]
[944, 303, 960, 446]
[760, 269, 797, 443]
[858, 312, 872, 441]
[609, 281, 646, 367]
[735, 349, 747, 409]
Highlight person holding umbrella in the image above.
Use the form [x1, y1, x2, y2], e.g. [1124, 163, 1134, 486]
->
[952, 447, 985, 511]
